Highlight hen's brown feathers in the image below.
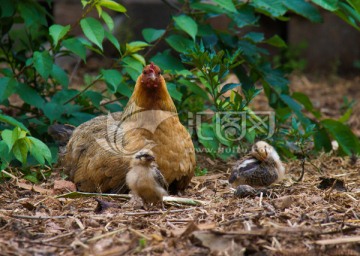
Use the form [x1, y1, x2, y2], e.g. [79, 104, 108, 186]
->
[61, 63, 195, 194]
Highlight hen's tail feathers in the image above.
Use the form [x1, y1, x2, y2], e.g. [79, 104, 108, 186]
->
[48, 124, 75, 146]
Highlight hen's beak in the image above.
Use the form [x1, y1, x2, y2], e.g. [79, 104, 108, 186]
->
[148, 72, 156, 81]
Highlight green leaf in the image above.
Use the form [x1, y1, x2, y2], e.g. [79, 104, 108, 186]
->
[117, 83, 133, 98]
[265, 35, 287, 48]
[0, 114, 29, 132]
[321, 119, 360, 155]
[311, 0, 339, 11]
[280, 94, 310, 125]
[244, 32, 264, 43]
[334, 2, 360, 30]
[12, 139, 29, 164]
[99, 0, 127, 13]
[166, 82, 182, 101]
[101, 69, 122, 92]
[346, 0, 360, 13]
[220, 83, 241, 95]
[23, 173, 39, 183]
[17, 83, 45, 109]
[1, 129, 14, 152]
[292, 92, 321, 118]
[314, 127, 332, 152]
[105, 30, 120, 52]
[283, 0, 323, 23]
[251, 0, 287, 17]
[229, 5, 259, 28]
[173, 15, 198, 41]
[101, 11, 114, 31]
[338, 108, 352, 123]
[80, 17, 105, 50]
[197, 123, 219, 158]
[0, 1, 15, 17]
[165, 34, 194, 53]
[178, 79, 209, 100]
[62, 38, 87, 61]
[95, 4, 102, 17]
[28, 136, 52, 165]
[151, 50, 186, 73]
[0, 141, 12, 169]
[131, 53, 146, 66]
[126, 41, 149, 53]
[191, 3, 225, 14]
[51, 64, 69, 88]
[42, 102, 63, 123]
[142, 28, 165, 43]
[84, 90, 103, 108]
[18, 1, 47, 29]
[212, 0, 237, 13]
[49, 24, 70, 47]
[122, 56, 144, 81]
[0, 77, 17, 102]
[33, 51, 53, 79]
[68, 112, 96, 126]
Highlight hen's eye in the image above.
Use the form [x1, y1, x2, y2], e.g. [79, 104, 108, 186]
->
[143, 70, 147, 74]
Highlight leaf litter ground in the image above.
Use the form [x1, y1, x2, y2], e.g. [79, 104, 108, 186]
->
[0, 75, 360, 256]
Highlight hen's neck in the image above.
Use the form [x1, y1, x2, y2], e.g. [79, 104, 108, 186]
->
[127, 77, 176, 111]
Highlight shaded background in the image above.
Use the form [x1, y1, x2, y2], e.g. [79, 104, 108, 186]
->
[51, 0, 360, 75]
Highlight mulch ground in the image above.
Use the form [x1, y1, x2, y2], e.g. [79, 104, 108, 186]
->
[0, 74, 359, 256]
[0, 154, 359, 256]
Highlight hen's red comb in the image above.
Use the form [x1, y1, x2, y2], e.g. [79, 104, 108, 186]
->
[148, 62, 156, 73]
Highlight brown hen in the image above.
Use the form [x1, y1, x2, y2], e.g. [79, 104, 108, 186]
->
[61, 63, 195, 194]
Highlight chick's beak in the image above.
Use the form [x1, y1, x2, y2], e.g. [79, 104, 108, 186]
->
[145, 155, 155, 161]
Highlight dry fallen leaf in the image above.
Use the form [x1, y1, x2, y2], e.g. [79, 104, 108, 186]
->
[53, 180, 77, 194]
[273, 196, 294, 210]
[191, 230, 245, 256]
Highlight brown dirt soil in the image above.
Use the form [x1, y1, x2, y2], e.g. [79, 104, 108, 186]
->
[0, 154, 359, 256]
[1, 75, 360, 256]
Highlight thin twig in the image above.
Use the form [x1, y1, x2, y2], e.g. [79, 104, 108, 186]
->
[87, 228, 126, 242]
[128, 228, 151, 240]
[14, 239, 70, 248]
[123, 208, 195, 216]
[11, 215, 69, 220]
[296, 158, 306, 182]
[63, 76, 103, 105]
[41, 232, 75, 243]
[161, 0, 181, 11]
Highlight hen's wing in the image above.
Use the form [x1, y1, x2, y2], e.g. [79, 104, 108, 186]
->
[63, 112, 133, 193]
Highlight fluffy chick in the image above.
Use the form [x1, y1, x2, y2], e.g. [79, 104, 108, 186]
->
[229, 141, 285, 190]
[126, 149, 168, 208]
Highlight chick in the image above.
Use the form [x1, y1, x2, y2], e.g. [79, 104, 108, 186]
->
[126, 149, 168, 208]
[229, 141, 285, 197]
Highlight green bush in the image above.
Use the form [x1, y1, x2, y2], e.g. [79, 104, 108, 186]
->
[1, 0, 360, 180]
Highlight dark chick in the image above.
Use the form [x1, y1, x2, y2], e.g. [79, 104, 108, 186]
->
[126, 149, 168, 208]
[229, 141, 285, 197]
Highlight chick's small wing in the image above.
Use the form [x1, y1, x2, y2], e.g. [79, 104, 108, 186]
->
[153, 166, 168, 191]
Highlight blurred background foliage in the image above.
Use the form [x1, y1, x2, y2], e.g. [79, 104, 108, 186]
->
[0, 0, 360, 182]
